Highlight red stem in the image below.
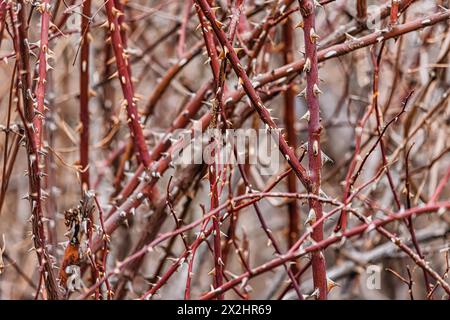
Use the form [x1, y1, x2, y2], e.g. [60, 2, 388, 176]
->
[282, 16, 300, 254]
[34, 0, 52, 151]
[9, 3, 60, 299]
[298, 0, 327, 299]
[80, 0, 91, 189]
[390, 0, 400, 26]
[177, 0, 192, 57]
[104, 0, 151, 167]
[356, 0, 367, 23]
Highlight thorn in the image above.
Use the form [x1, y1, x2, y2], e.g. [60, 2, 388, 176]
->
[211, 6, 221, 15]
[313, 140, 319, 156]
[295, 20, 304, 29]
[310, 28, 320, 43]
[300, 110, 310, 122]
[313, 83, 322, 96]
[303, 58, 311, 73]
[305, 208, 317, 226]
[327, 278, 340, 293]
[112, 7, 124, 17]
[219, 46, 229, 60]
[233, 47, 243, 55]
[108, 71, 119, 80]
[297, 88, 307, 98]
[309, 288, 320, 299]
[344, 33, 357, 41]
[321, 151, 334, 167]
[215, 19, 223, 29]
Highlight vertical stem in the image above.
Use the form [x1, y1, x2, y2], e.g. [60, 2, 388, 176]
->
[80, 0, 91, 189]
[177, 0, 192, 57]
[10, 2, 60, 299]
[113, 0, 131, 76]
[298, 0, 327, 299]
[371, 46, 402, 210]
[104, 0, 151, 167]
[282, 17, 300, 265]
[208, 150, 223, 299]
[34, 0, 52, 151]
[43, 57, 58, 254]
[0, 0, 8, 49]
[404, 145, 432, 294]
[0, 59, 17, 215]
[194, 2, 220, 83]
[356, 0, 367, 24]
[390, 0, 399, 26]
[337, 103, 373, 232]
